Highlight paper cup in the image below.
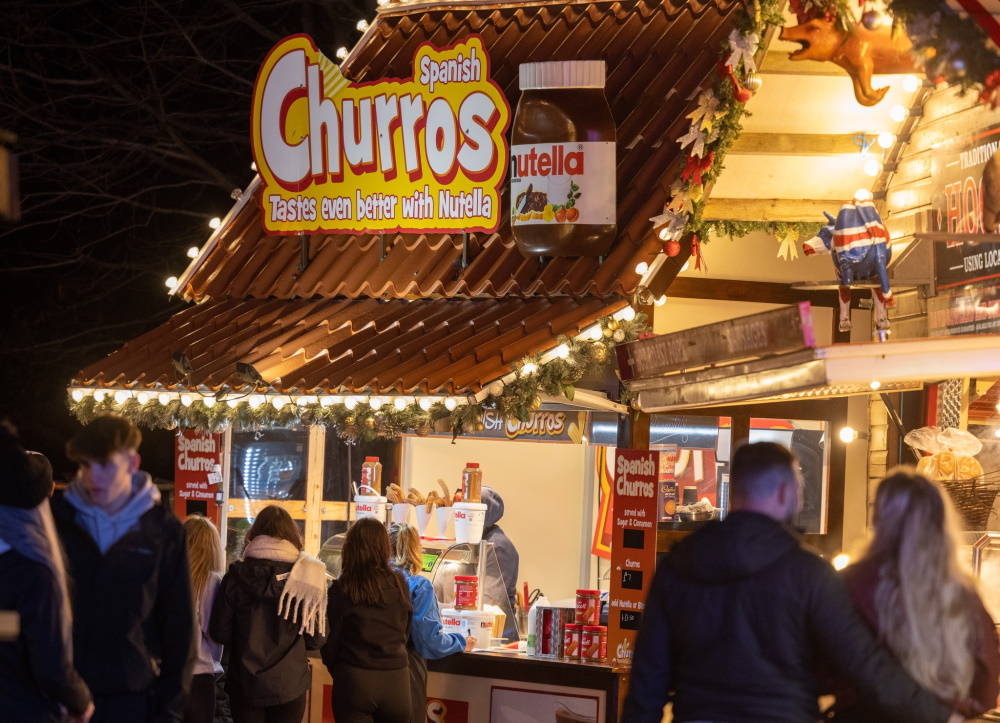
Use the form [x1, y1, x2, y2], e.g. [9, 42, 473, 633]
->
[392, 502, 413, 525]
[436, 506, 454, 539]
[453, 501, 487, 544]
[414, 505, 437, 537]
[354, 494, 386, 522]
[461, 610, 495, 649]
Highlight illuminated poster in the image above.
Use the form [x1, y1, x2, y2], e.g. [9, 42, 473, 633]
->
[929, 123, 1000, 290]
[251, 34, 510, 235]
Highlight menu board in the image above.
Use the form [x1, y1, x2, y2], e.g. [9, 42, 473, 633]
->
[608, 449, 659, 666]
[174, 429, 223, 525]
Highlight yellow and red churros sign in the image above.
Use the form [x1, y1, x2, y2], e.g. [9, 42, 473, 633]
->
[251, 34, 510, 235]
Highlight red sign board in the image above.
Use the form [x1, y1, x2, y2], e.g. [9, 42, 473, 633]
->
[426, 697, 469, 723]
[608, 449, 659, 666]
[174, 429, 223, 525]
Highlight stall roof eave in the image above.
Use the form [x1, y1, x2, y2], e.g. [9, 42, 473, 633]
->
[634, 335, 1000, 413]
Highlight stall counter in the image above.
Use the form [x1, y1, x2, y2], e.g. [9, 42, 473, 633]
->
[427, 650, 627, 723]
[305, 649, 627, 722]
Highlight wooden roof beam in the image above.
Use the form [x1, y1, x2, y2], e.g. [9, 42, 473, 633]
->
[729, 133, 862, 156]
[702, 198, 837, 222]
[760, 51, 918, 76]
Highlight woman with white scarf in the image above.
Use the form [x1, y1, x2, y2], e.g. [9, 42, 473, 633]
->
[0, 423, 93, 722]
[209, 505, 327, 723]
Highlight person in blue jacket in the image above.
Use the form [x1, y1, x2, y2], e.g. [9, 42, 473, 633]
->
[389, 523, 473, 723]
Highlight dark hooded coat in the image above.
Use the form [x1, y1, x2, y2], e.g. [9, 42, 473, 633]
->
[481, 487, 518, 634]
[622, 510, 953, 723]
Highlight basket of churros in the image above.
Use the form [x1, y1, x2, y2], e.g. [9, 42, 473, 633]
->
[904, 427, 993, 529]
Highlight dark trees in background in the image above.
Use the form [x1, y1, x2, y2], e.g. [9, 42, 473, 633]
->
[0, 0, 373, 479]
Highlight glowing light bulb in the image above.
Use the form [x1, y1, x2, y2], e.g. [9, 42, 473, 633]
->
[394, 397, 408, 410]
[250, 161, 257, 172]
[137, 392, 150, 405]
[681, 261, 690, 272]
[369, 396, 383, 410]
[419, 397, 432, 411]
[271, 395, 290, 410]
[114, 390, 130, 405]
[71, 389, 85, 402]
[165, 276, 178, 290]
[621, 306, 636, 322]
[356, 19, 369, 31]
[335, 47, 348, 60]
[877, 132, 894, 149]
[903, 75, 920, 92]
[202, 395, 216, 408]
[855, 189, 871, 202]
[554, 344, 570, 359]
[209, 217, 221, 229]
[890, 105, 907, 122]
[655, 295, 667, 306]
[94, 390, 106, 403]
[869, 380, 882, 390]
[180, 393, 193, 407]
[320, 396, 336, 408]
[995, 429, 1000, 438]
[863, 159, 880, 177]
[832, 553, 851, 571]
[227, 399, 239, 408]
[444, 397, 458, 411]
[345, 396, 359, 410]
[248, 395, 264, 409]
[838, 426, 857, 443]
[187, 246, 200, 259]
[521, 362, 538, 375]
[634, 261, 649, 275]
[589, 326, 603, 341]
[158, 393, 170, 405]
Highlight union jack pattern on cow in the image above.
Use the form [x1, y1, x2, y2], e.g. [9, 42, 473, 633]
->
[831, 200, 891, 262]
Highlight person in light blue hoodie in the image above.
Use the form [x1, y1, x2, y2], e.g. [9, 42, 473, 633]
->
[52, 414, 195, 723]
[389, 523, 473, 723]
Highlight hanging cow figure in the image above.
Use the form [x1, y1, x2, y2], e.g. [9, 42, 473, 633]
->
[803, 200, 894, 333]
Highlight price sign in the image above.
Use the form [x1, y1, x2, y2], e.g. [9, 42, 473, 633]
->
[608, 449, 659, 665]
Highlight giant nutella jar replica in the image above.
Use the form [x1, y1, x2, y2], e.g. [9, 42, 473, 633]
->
[510, 60, 616, 257]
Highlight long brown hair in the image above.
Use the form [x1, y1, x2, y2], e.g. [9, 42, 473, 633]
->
[339, 518, 408, 605]
[244, 505, 303, 550]
[184, 516, 224, 609]
[866, 468, 978, 702]
[388, 523, 422, 575]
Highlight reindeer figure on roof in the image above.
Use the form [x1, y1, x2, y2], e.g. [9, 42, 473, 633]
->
[803, 199, 894, 333]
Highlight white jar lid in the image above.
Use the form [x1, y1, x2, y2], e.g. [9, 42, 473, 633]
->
[519, 60, 606, 90]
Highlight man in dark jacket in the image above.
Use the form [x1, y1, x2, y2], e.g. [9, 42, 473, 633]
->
[481, 486, 519, 638]
[623, 441, 959, 723]
[53, 415, 195, 723]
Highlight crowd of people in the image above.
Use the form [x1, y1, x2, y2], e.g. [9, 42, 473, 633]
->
[0, 414, 474, 723]
[3, 412, 999, 723]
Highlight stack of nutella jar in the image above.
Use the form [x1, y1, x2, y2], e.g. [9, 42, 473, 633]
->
[563, 589, 606, 663]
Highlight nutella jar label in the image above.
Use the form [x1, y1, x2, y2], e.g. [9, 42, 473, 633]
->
[510, 142, 615, 227]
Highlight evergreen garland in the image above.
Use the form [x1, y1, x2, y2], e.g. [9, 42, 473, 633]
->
[68, 313, 648, 443]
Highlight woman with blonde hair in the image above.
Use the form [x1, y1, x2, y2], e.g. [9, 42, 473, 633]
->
[182, 515, 224, 723]
[388, 523, 473, 723]
[833, 468, 1000, 720]
[210, 505, 327, 723]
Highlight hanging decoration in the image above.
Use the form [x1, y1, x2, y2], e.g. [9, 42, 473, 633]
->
[650, 0, 795, 255]
[776, 229, 801, 260]
[68, 312, 648, 443]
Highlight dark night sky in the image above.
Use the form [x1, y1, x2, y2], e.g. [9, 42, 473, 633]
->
[0, 0, 373, 481]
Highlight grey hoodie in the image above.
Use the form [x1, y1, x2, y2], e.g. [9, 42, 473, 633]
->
[64, 472, 160, 554]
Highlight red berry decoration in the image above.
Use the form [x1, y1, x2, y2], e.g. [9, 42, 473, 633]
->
[665, 239, 681, 257]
